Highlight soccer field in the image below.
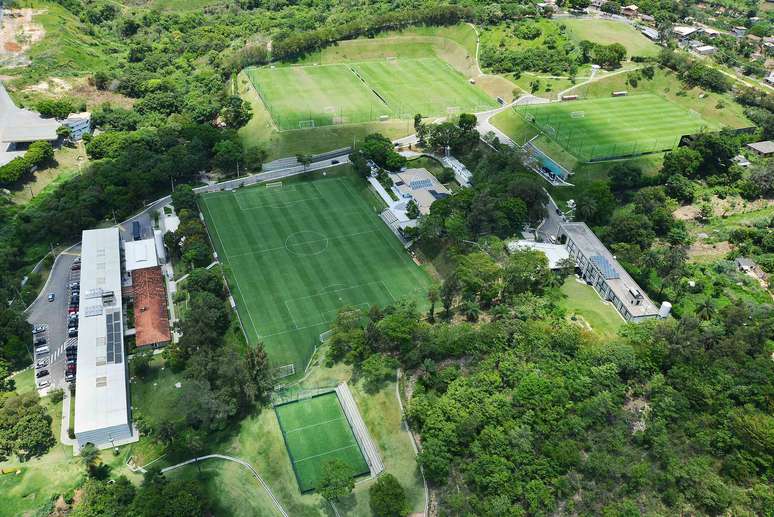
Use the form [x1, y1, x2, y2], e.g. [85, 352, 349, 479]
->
[518, 94, 713, 161]
[199, 175, 431, 375]
[246, 57, 497, 130]
[275, 392, 369, 492]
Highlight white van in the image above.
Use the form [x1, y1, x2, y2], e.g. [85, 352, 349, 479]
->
[35, 346, 50, 356]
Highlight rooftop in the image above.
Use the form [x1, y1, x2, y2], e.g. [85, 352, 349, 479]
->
[0, 81, 59, 144]
[132, 267, 172, 347]
[74, 228, 130, 438]
[507, 240, 570, 269]
[389, 168, 450, 215]
[747, 141, 774, 154]
[673, 25, 699, 37]
[561, 222, 659, 318]
[124, 238, 158, 272]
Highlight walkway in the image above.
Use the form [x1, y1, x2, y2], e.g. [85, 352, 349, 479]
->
[161, 454, 289, 517]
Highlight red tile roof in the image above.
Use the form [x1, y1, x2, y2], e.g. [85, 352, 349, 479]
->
[132, 267, 171, 346]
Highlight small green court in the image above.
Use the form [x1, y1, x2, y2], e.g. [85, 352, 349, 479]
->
[246, 57, 496, 130]
[199, 175, 431, 376]
[517, 94, 714, 161]
[275, 392, 369, 492]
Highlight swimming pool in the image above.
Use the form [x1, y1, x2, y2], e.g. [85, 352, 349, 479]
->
[526, 142, 571, 180]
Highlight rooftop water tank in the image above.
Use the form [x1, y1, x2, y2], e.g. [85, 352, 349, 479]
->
[658, 301, 672, 319]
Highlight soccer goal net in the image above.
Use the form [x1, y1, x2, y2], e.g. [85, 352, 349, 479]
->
[319, 329, 334, 343]
[571, 111, 585, 119]
[386, 56, 398, 63]
[273, 363, 296, 379]
[298, 120, 316, 129]
[265, 182, 283, 189]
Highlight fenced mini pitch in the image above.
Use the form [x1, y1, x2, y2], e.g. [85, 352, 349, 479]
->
[246, 57, 497, 130]
[274, 389, 371, 493]
[198, 177, 431, 378]
[516, 94, 715, 162]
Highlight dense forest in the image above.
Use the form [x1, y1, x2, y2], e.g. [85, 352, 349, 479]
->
[0, 0, 772, 515]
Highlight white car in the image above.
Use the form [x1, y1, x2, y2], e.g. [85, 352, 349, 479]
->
[36, 359, 48, 368]
[37, 380, 50, 388]
[35, 346, 50, 356]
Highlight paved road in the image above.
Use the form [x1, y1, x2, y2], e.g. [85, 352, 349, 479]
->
[25, 245, 81, 395]
[537, 192, 566, 242]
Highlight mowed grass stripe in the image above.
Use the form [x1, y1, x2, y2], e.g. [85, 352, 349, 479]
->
[275, 392, 369, 492]
[199, 176, 431, 373]
[522, 94, 709, 160]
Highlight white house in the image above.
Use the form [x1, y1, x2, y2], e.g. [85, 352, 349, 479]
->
[63, 112, 92, 140]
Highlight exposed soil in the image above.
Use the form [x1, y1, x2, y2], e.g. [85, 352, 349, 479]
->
[674, 196, 774, 221]
[22, 76, 135, 109]
[0, 9, 46, 68]
[687, 240, 732, 262]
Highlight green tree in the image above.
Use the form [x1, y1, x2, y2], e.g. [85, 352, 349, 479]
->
[406, 200, 420, 220]
[369, 473, 408, 517]
[171, 184, 198, 212]
[318, 458, 354, 501]
[80, 443, 100, 476]
[219, 96, 252, 129]
[661, 147, 702, 180]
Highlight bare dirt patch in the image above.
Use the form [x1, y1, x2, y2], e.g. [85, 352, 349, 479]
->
[22, 77, 135, 109]
[674, 196, 774, 221]
[0, 9, 46, 68]
[687, 240, 732, 262]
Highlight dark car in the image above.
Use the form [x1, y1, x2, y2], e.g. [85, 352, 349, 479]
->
[331, 159, 340, 165]
[34, 337, 47, 346]
[65, 372, 75, 383]
[66, 363, 76, 373]
[68, 328, 78, 338]
[66, 357, 76, 365]
[68, 319, 78, 329]
[36, 369, 49, 378]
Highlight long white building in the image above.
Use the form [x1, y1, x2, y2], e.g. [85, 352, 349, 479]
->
[74, 228, 134, 449]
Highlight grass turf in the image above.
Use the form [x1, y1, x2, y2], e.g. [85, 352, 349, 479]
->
[199, 173, 431, 375]
[275, 392, 369, 493]
[562, 19, 660, 57]
[558, 278, 624, 340]
[517, 94, 712, 161]
[246, 57, 496, 130]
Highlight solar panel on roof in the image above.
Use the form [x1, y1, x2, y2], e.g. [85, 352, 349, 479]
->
[409, 179, 434, 190]
[590, 255, 619, 279]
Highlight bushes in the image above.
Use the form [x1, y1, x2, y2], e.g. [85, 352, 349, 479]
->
[0, 141, 55, 186]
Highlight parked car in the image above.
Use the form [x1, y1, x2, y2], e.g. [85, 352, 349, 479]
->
[68, 306, 78, 314]
[68, 328, 78, 338]
[36, 369, 49, 378]
[66, 357, 76, 365]
[47, 293, 55, 302]
[71, 263, 80, 271]
[35, 346, 50, 355]
[68, 320, 78, 329]
[37, 380, 51, 388]
[64, 373, 75, 383]
[331, 159, 340, 165]
[32, 324, 47, 334]
[36, 359, 48, 368]
[34, 337, 47, 346]
[66, 363, 76, 373]
[69, 282, 80, 289]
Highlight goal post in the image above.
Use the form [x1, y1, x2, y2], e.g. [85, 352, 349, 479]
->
[298, 120, 315, 129]
[273, 363, 296, 379]
[571, 111, 585, 119]
[265, 181, 283, 189]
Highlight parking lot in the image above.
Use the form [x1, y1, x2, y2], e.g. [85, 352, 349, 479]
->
[25, 246, 81, 395]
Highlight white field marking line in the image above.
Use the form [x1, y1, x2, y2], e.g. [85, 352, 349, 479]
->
[284, 280, 386, 304]
[227, 206, 370, 242]
[202, 201, 262, 340]
[284, 416, 348, 434]
[258, 320, 328, 340]
[237, 195, 323, 211]
[293, 444, 361, 464]
[227, 229, 378, 260]
[285, 300, 370, 330]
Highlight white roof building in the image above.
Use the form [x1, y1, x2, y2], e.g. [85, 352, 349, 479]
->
[673, 26, 700, 39]
[74, 228, 136, 449]
[124, 238, 159, 272]
[0, 81, 59, 164]
[506, 240, 570, 269]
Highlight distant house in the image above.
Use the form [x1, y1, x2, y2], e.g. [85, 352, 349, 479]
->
[746, 140, 774, 157]
[673, 26, 700, 40]
[766, 71, 774, 85]
[732, 154, 751, 167]
[732, 26, 747, 37]
[590, 0, 606, 7]
[640, 13, 655, 23]
[0, 82, 59, 166]
[701, 27, 722, 37]
[736, 257, 767, 280]
[622, 4, 639, 17]
[694, 45, 717, 55]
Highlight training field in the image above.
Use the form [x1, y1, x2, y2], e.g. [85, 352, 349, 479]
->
[517, 94, 713, 161]
[246, 57, 496, 130]
[199, 175, 431, 376]
[275, 392, 369, 492]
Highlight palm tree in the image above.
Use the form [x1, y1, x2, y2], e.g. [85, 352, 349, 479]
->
[461, 300, 480, 322]
[696, 297, 716, 321]
[491, 304, 510, 321]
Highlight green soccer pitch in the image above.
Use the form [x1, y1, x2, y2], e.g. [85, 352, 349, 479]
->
[246, 57, 497, 130]
[198, 176, 431, 375]
[517, 94, 715, 162]
[275, 391, 369, 493]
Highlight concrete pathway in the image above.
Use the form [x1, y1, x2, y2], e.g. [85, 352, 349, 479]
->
[162, 454, 288, 517]
[396, 369, 429, 516]
[59, 389, 76, 448]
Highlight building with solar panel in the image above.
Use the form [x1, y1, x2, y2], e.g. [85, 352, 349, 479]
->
[74, 227, 137, 449]
[560, 222, 664, 322]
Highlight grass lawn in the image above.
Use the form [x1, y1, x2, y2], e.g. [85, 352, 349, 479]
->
[164, 358, 423, 516]
[10, 143, 87, 204]
[557, 277, 624, 340]
[199, 169, 432, 375]
[562, 19, 660, 57]
[247, 57, 496, 130]
[275, 392, 369, 492]
[516, 94, 712, 161]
